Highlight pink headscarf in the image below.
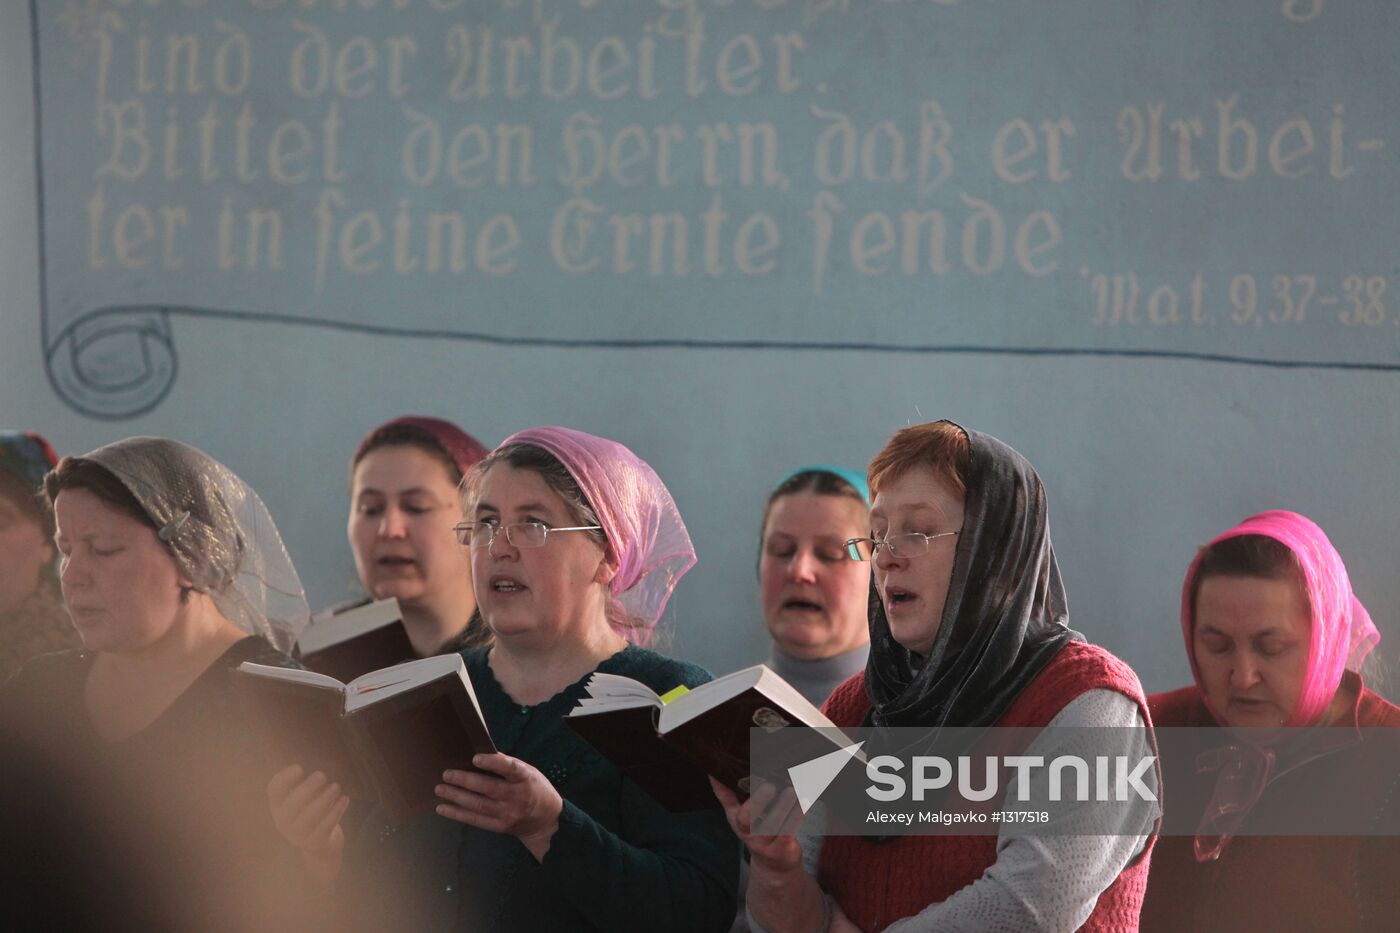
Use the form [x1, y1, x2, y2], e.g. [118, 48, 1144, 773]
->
[497, 427, 696, 642]
[1181, 510, 1380, 727]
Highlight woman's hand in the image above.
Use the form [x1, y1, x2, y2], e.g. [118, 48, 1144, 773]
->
[436, 753, 564, 861]
[267, 764, 350, 888]
[712, 777, 832, 933]
[710, 776, 804, 872]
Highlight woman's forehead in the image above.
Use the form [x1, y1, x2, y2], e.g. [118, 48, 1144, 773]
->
[474, 464, 568, 512]
[870, 467, 964, 518]
[1195, 575, 1310, 636]
[53, 487, 146, 534]
[766, 492, 867, 532]
[352, 444, 455, 492]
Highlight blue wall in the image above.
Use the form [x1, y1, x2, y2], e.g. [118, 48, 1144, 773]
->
[2, 0, 1396, 687]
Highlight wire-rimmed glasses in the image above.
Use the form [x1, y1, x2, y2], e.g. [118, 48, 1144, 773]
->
[453, 521, 602, 549]
[844, 531, 959, 561]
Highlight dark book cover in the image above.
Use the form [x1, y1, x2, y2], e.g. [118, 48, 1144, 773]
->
[235, 657, 497, 824]
[661, 687, 844, 800]
[351, 675, 497, 823]
[232, 675, 374, 800]
[565, 706, 717, 812]
[566, 666, 851, 812]
[298, 621, 416, 683]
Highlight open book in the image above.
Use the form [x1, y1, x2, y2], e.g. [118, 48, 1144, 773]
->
[565, 664, 855, 812]
[295, 598, 416, 682]
[236, 654, 496, 823]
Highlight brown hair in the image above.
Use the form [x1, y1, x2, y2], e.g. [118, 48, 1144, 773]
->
[350, 423, 465, 487]
[43, 458, 157, 532]
[760, 470, 869, 542]
[1189, 534, 1307, 619]
[867, 421, 972, 498]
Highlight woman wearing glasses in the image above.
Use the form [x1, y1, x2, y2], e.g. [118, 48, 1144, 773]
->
[272, 426, 739, 932]
[716, 420, 1158, 932]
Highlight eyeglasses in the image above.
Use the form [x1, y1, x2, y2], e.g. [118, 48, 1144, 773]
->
[844, 531, 959, 561]
[453, 521, 602, 549]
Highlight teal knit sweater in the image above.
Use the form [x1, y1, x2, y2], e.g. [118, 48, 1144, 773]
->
[343, 644, 741, 932]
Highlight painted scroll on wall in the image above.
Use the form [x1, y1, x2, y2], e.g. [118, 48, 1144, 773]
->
[32, 0, 1399, 417]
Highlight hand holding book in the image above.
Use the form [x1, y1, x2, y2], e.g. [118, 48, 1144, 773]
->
[710, 776, 804, 860]
[712, 773, 833, 933]
[435, 753, 566, 862]
[267, 764, 350, 888]
[237, 652, 497, 824]
[565, 664, 858, 812]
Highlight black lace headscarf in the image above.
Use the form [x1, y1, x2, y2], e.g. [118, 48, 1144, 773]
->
[864, 422, 1077, 729]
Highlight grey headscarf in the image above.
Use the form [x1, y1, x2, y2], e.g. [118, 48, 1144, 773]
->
[80, 437, 309, 653]
[864, 423, 1076, 729]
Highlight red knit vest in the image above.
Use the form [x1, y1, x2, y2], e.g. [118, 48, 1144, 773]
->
[817, 641, 1156, 932]
[1140, 680, 1400, 933]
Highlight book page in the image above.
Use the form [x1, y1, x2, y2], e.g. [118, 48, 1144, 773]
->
[236, 661, 345, 692]
[568, 672, 664, 716]
[344, 654, 477, 713]
[659, 665, 842, 733]
[297, 597, 402, 654]
[657, 665, 767, 731]
[746, 668, 842, 732]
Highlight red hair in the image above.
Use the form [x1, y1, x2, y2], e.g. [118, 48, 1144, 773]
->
[867, 421, 971, 497]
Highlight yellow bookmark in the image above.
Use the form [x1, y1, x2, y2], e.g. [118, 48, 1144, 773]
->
[658, 685, 690, 705]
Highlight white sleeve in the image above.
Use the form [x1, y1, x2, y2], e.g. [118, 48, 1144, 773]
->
[882, 689, 1157, 933]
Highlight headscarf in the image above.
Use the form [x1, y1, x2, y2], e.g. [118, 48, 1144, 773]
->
[352, 416, 489, 480]
[1179, 511, 1380, 861]
[865, 422, 1075, 729]
[1181, 510, 1380, 729]
[0, 432, 60, 491]
[495, 427, 696, 640]
[77, 437, 310, 653]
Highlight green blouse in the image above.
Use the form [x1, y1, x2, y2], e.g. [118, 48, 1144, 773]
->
[345, 644, 740, 932]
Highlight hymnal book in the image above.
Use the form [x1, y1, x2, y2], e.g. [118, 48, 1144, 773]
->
[296, 598, 415, 682]
[235, 653, 496, 823]
[565, 664, 854, 812]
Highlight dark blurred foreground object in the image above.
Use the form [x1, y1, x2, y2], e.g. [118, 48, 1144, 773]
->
[0, 711, 181, 932]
